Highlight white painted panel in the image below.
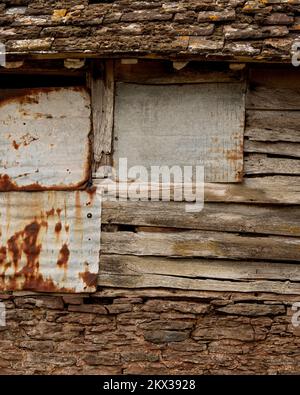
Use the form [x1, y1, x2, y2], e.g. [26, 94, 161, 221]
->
[0, 87, 91, 190]
[114, 83, 245, 182]
[0, 189, 101, 292]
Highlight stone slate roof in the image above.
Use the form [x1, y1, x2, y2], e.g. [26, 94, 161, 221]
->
[0, 0, 300, 61]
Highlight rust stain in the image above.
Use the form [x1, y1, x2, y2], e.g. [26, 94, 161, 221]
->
[86, 186, 97, 205]
[75, 191, 82, 227]
[10, 134, 39, 151]
[46, 208, 55, 217]
[20, 133, 39, 147]
[7, 231, 23, 271]
[0, 187, 99, 293]
[56, 243, 70, 269]
[0, 174, 44, 192]
[0, 86, 85, 108]
[0, 219, 75, 293]
[225, 150, 243, 161]
[0, 173, 88, 192]
[79, 269, 97, 289]
[0, 247, 7, 266]
[55, 222, 62, 233]
[12, 140, 19, 150]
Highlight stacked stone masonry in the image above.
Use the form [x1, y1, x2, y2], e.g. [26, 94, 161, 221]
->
[1, 292, 300, 375]
[0, 0, 299, 60]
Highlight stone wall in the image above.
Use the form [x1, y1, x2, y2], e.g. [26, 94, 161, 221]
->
[1, 290, 299, 375]
[0, 0, 299, 60]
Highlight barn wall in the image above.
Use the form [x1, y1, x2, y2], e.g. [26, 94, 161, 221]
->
[1, 63, 300, 374]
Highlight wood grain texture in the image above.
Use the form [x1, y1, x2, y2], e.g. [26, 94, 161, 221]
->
[102, 200, 300, 236]
[244, 140, 300, 158]
[92, 60, 114, 165]
[95, 176, 300, 203]
[115, 60, 244, 84]
[95, 287, 300, 302]
[245, 111, 300, 142]
[100, 255, 300, 282]
[98, 255, 300, 294]
[101, 230, 300, 261]
[246, 87, 300, 110]
[244, 154, 300, 175]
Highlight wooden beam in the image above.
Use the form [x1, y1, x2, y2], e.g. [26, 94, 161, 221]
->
[91, 60, 114, 171]
[115, 60, 244, 84]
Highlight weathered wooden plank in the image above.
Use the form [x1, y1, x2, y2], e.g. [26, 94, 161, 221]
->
[102, 200, 300, 236]
[115, 60, 243, 84]
[101, 231, 300, 261]
[99, 253, 300, 293]
[244, 154, 300, 175]
[246, 87, 300, 110]
[245, 111, 300, 142]
[249, 66, 300, 90]
[95, 176, 300, 204]
[98, 272, 300, 295]
[114, 82, 245, 183]
[92, 60, 114, 165]
[244, 140, 300, 158]
[100, 255, 300, 282]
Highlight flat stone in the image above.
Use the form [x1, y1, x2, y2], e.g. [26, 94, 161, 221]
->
[217, 303, 286, 316]
[144, 330, 189, 343]
[121, 10, 172, 22]
[7, 37, 54, 51]
[198, 10, 236, 22]
[188, 37, 224, 51]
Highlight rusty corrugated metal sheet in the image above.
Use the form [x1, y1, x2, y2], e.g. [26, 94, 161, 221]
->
[0, 189, 100, 292]
[0, 87, 91, 191]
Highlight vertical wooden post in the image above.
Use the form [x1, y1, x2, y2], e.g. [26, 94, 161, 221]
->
[90, 59, 115, 174]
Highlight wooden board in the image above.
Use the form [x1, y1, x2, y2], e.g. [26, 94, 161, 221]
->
[244, 154, 300, 175]
[113, 82, 245, 183]
[246, 87, 300, 110]
[91, 60, 114, 166]
[100, 255, 300, 282]
[101, 230, 300, 261]
[244, 140, 300, 158]
[245, 111, 300, 142]
[95, 176, 300, 204]
[98, 255, 300, 295]
[102, 200, 300, 236]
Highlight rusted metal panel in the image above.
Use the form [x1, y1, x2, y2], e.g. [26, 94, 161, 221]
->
[0, 189, 100, 293]
[0, 87, 91, 191]
[114, 83, 245, 182]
